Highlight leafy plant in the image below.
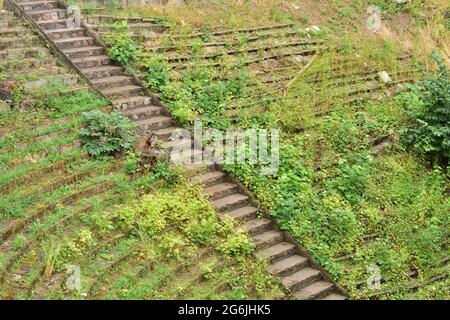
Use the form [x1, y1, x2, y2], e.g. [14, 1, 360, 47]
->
[218, 219, 253, 258]
[124, 151, 142, 175]
[399, 53, 450, 165]
[325, 156, 372, 205]
[144, 55, 171, 91]
[0, 65, 6, 81]
[104, 21, 139, 65]
[161, 66, 248, 128]
[12, 235, 26, 250]
[152, 162, 179, 186]
[79, 110, 136, 158]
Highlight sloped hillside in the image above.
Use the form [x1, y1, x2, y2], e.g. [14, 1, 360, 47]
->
[0, 9, 284, 300]
[73, 0, 449, 299]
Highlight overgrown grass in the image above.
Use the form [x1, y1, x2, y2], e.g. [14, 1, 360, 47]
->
[88, 0, 450, 299]
[3, 0, 449, 300]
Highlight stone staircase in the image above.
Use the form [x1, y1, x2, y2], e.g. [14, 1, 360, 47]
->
[193, 164, 347, 300]
[5, 0, 348, 300]
[0, 8, 81, 90]
[11, 0, 175, 135]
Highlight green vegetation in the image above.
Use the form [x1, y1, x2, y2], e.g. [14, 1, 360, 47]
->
[145, 55, 171, 91]
[104, 21, 139, 65]
[399, 54, 450, 165]
[0, 10, 283, 299]
[79, 111, 136, 158]
[80, 0, 449, 300]
[2, 0, 449, 300]
[160, 66, 248, 128]
[0, 82, 281, 299]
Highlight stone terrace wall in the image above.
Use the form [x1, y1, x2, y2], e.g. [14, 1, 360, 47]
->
[74, 0, 185, 6]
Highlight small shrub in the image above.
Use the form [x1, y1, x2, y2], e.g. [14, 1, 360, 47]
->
[218, 219, 253, 258]
[51, 228, 96, 273]
[325, 158, 372, 205]
[408, 223, 443, 268]
[399, 53, 450, 165]
[159, 233, 192, 261]
[152, 162, 179, 186]
[12, 235, 26, 250]
[172, 103, 198, 124]
[0, 65, 7, 81]
[145, 56, 171, 91]
[199, 260, 217, 280]
[124, 151, 142, 175]
[79, 111, 136, 158]
[104, 21, 139, 65]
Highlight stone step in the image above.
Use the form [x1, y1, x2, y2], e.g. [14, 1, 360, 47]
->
[281, 268, 322, 293]
[72, 55, 111, 69]
[45, 27, 86, 40]
[204, 182, 239, 200]
[80, 65, 123, 79]
[184, 163, 215, 176]
[268, 255, 309, 277]
[28, 8, 67, 22]
[153, 126, 178, 140]
[320, 293, 347, 300]
[62, 46, 105, 59]
[253, 230, 284, 250]
[243, 218, 273, 236]
[38, 18, 71, 30]
[3, 57, 55, 71]
[91, 75, 134, 90]
[163, 137, 192, 152]
[61, 84, 90, 94]
[225, 206, 258, 221]
[24, 74, 79, 90]
[0, 27, 27, 37]
[0, 11, 14, 23]
[0, 47, 49, 60]
[294, 280, 335, 300]
[12, 63, 64, 78]
[134, 115, 173, 131]
[256, 242, 295, 264]
[170, 148, 204, 165]
[123, 105, 162, 121]
[194, 171, 226, 188]
[84, 15, 162, 25]
[0, 37, 39, 50]
[0, 128, 73, 155]
[54, 36, 95, 49]
[95, 23, 167, 34]
[102, 85, 144, 99]
[213, 193, 249, 212]
[20, 1, 59, 12]
[113, 96, 153, 111]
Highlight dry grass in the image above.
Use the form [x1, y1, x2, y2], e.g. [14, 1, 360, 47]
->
[91, 0, 449, 67]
